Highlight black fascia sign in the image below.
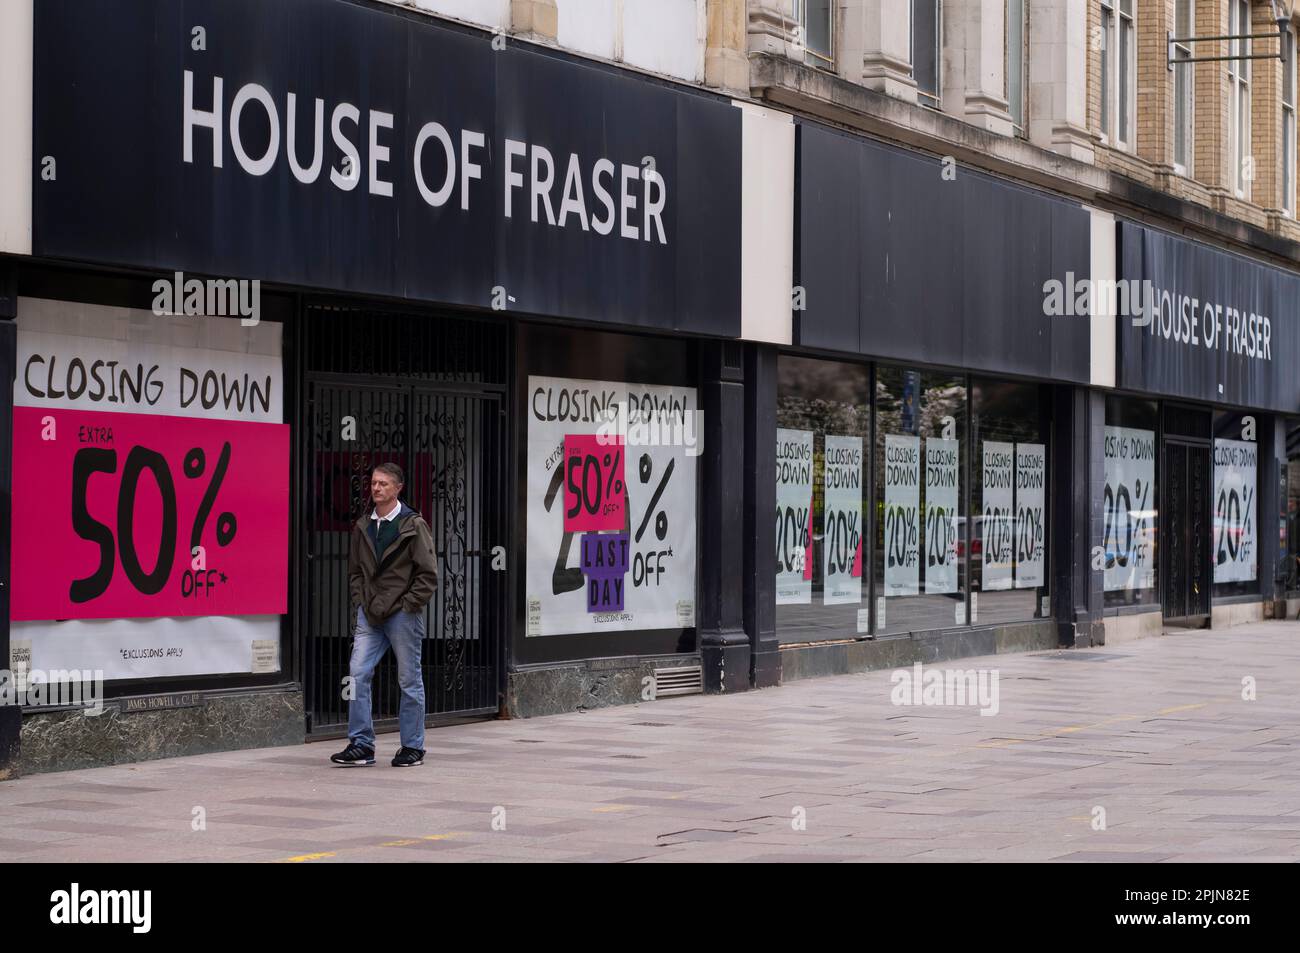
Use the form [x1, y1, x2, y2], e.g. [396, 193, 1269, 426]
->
[1118, 221, 1300, 413]
[32, 0, 741, 337]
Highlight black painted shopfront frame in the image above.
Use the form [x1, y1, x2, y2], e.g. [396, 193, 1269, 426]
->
[770, 345, 1057, 644]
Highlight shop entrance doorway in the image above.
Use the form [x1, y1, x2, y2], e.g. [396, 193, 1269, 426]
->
[1161, 435, 1212, 626]
[300, 305, 510, 735]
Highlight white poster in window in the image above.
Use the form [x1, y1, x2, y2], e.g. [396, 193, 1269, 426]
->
[1014, 443, 1047, 589]
[884, 434, 921, 597]
[1103, 426, 1157, 592]
[981, 441, 1015, 591]
[11, 298, 285, 681]
[1213, 438, 1258, 583]
[924, 437, 959, 594]
[775, 428, 814, 604]
[526, 376, 698, 636]
[823, 435, 863, 605]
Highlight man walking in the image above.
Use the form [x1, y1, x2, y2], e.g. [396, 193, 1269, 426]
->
[331, 462, 438, 767]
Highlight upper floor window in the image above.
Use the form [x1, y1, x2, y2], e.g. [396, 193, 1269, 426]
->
[913, 0, 941, 107]
[1284, 26, 1296, 215]
[1229, 0, 1252, 197]
[1007, 0, 1027, 134]
[1173, 0, 1194, 175]
[1100, 0, 1136, 149]
[798, 0, 834, 70]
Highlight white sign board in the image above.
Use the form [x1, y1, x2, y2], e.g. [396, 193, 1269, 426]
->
[822, 435, 863, 605]
[884, 434, 921, 597]
[1213, 438, 1258, 584]
[981, 441, 1015, 591]
[924, 437, 959, 594]
[775, 428, 813, 605]
[526, 375, 698, 635]
[1015, 443, 1047, 588]
[1103, 426, 1157, 592]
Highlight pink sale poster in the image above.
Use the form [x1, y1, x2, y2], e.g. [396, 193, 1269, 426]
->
[11, 406, 290, 621]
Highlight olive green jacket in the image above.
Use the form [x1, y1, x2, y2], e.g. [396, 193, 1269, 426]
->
[348, 503, 438, 624]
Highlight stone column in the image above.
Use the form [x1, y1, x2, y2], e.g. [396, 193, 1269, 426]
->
[942, 0, 1015, 134]
[748, 0, 804, 61]
[1028, 0, 1094, 160]
[744, 344, 781, 688]
[831, 0, 918, 99]
[1050, 384, 1107, 648]
[706, 0, 750, 93]
[511, 0, 557, 40]
[699, 342, 751, 694]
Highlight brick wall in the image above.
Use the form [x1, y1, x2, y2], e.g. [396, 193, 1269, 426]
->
[1084, 0, 1300, 236]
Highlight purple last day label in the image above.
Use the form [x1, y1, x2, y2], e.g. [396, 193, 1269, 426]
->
[582, 532, 629, 612]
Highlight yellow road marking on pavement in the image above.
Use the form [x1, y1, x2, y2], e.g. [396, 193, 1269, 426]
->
[593, 804, 633, 813]
[1056, 713, 1143, 733]
[279, 851, 337, 863]
[273, 832, 466, 863]
[974, 697, 1230, 749]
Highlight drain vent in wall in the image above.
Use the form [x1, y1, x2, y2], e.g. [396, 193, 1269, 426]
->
[653, 665, 703, 697]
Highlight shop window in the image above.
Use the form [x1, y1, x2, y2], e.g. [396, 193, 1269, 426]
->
[874, 367, 968, 636]
[519, 325, 699, 662]
[1104, 397, 1160, 609]
[1213, 411, 1261, 598]
[775, 355, 871, 642]
[971, 378, 1049, 626]
[11, 296, 289, 687]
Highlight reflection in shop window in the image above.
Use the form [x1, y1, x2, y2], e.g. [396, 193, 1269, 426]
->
[875, 367, 968, 636]
[971, 378, 1049, 626]
[1103, 397, 1159, 608]
[1213, 411, 1260, 598]
[775, 356, 870, 643]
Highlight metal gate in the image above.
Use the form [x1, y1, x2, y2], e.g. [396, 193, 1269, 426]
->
[301, 307, 509, 734]
[1162, 441, 1212, 624]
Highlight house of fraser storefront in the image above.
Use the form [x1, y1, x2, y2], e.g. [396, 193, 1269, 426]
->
[1108, 222, 1300, 633]
[1, 0, 1298, 775]
[775, 121, 1091, 663]
[2, 0, 751, 768]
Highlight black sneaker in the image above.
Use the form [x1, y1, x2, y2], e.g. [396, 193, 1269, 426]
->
[330, 741, 375, 766]
[392, 746, 425, 767]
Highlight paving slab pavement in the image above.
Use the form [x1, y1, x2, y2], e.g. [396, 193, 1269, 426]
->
[1, 621, 1297, 862]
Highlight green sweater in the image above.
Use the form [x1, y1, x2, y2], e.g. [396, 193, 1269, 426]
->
[368, 508, 402, 560]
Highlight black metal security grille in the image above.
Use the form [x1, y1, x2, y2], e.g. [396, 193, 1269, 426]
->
[302, 306, 509, 734]
[1162, 441, 1211, 622]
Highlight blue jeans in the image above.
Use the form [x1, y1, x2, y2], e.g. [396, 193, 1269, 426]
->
[348, 605, 427, 751]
